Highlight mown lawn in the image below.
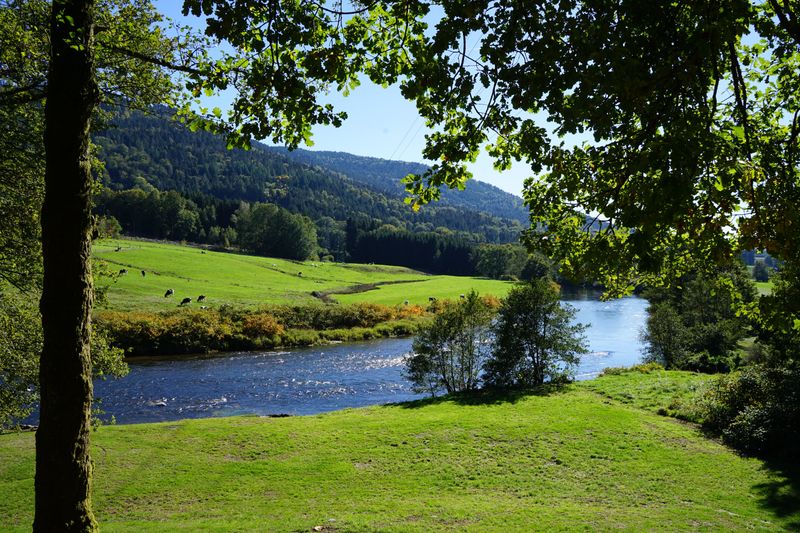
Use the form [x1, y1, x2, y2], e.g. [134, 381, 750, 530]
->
[756, 280, 774, 295]
[93, 239, 512, 311]
[2, 371, 797, 531]
[333, 276, 513, 306]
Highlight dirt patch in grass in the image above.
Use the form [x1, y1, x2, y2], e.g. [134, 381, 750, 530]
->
[311, 279, 422, 303]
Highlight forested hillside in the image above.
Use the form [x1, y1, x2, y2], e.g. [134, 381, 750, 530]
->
[274, 148, 529, 223]
[94, 110, 525, 243]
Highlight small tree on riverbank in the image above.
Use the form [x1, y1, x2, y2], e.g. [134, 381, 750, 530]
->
[484, 279, 588, 387]
[406, 291, 493, 395]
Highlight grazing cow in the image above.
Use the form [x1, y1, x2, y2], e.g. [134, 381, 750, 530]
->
[141, 270, 146, 277]
[403, 300, 409, 305]
[197, 295, 206, 302]
[180, 297, 191, 306]
[297, 271, 303, 277]
[164, 288, 174, 297]
[428, 296, 437, 302]
[199, 306, 208, 310]
[115, 246, 121, 252]
[201, 250, 206, 254]
[118, 268, 128, 275]
[459, 294, 465, 299]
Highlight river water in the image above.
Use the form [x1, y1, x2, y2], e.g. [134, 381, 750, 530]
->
[91, 295, 648, 424]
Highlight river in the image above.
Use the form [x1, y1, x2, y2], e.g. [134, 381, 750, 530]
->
[90, 294, 648, 424]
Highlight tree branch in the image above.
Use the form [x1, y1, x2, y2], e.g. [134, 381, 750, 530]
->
[0, 84, 47, 105]
[104, 45, 203, 75]
[769, 0, 800, 48]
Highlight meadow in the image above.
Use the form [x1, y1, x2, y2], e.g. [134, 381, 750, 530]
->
[1, 369, 797, 531]
[756, 280, 774, 295]
[94, 239, 514, 312]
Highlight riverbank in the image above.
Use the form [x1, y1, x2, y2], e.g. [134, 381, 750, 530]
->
[95, 302, 436, 356]
[91, 237, 514, 355]
[2, 368, 796, 531]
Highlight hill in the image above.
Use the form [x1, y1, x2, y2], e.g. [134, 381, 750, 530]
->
[273, 147, 529, 224]
[1, 369, 796, 531]
[94, 110, 525, 244]
[94, 238, 513, 312]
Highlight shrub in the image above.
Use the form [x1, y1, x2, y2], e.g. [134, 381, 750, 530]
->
[347, 302, 396, 327]
[280, 329, 320, 346]
[241, 313, 284, 338]
[600, 362, 664, 376]
[270, 302, 397, 330]
[97, 303, 427, 355]
[696, 364, 800, 455]
[480, 294, 502, 310]
[396, 304, 427, 318]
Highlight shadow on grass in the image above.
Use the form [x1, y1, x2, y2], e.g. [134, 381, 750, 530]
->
[753, 457, 800, 530]
[387, 383, 571, 410]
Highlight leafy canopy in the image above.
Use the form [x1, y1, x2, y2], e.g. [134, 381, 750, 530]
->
[388, 0, 800, 296]
[0, 0, 207, 290]
[187, 1, 800, 298]
[180, 0, 430, 148]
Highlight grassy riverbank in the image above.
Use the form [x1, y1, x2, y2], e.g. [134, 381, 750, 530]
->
[93, 238, 512, 354]
[2, 370, 797, 531]
[95, 303, 430, 355]
[94, 238, 513, 312]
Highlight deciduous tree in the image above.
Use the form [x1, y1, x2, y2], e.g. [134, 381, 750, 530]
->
[3, 2, 428, 527]
[235, 202, 318, 260]
[484, 279, 587, 387]
[396, 1, 800, 300]
[406, 291, 494, 395]
[641, 264, 756, 372]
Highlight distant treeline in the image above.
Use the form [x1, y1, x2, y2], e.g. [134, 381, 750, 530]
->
[273, 147, 529, 224]
[95, 184, 545, 278]
[347, 219, 475, 276]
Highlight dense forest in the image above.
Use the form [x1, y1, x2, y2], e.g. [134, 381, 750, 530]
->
[94, 110, 525, 241]
[274, 148, 529, 224]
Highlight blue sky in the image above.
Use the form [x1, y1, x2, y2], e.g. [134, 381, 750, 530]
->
[154, 1, 533, 197]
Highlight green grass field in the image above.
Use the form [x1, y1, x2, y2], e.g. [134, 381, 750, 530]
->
[2, 370, 798, 532]
[94, 239, 513, 312]
[756, 280, 774, 295]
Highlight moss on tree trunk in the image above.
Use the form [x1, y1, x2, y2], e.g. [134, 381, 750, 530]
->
[34, 0, 99, 530]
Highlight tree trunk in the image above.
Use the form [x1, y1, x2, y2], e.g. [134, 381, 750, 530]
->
[34, 0, 99, 531]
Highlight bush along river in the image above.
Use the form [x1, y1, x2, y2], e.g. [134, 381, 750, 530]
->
[88, 295, 649, 424]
